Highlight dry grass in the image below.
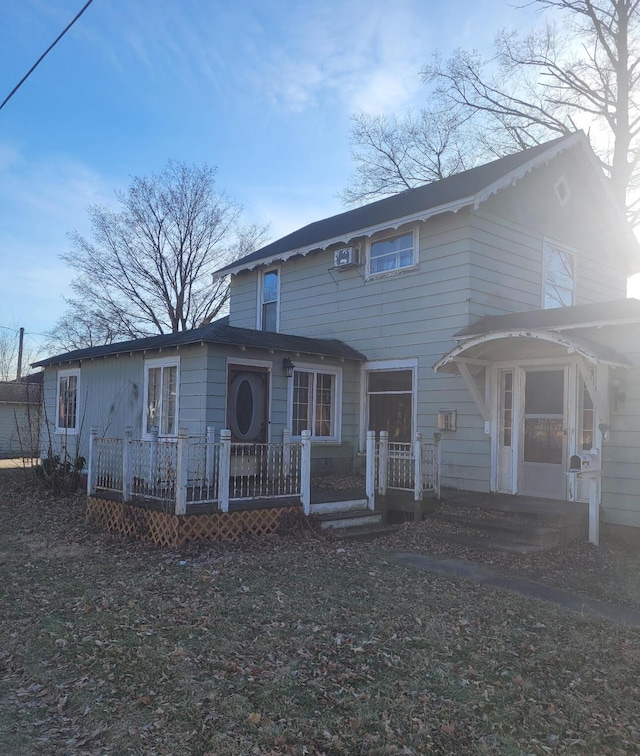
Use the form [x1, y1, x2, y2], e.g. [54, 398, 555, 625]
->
[2, 468, 640, 755]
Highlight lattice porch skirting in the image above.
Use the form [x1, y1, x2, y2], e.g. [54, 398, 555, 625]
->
[86, 497, 301, 548]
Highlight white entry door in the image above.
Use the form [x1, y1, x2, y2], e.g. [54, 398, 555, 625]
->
[519, 368, 568, 499]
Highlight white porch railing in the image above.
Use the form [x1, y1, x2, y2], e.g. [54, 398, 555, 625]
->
[88, 426, 312, 515]
[374, 431, 441, 501]
[87, 426, 441, 516]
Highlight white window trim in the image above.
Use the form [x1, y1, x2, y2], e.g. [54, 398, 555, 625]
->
[55, 368, 81, 435]
[359, 358, 418, 450]
[542, 237, 576, 309]
[257, 267, 280, 332]
[365, 227, 419, 280]
[143, 356, 180, 439]
[287, 363, 342, 443]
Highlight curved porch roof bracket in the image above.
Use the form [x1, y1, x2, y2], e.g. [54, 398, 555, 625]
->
[434, 328, 630, 375]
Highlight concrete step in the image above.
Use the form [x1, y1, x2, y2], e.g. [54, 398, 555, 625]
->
[318, 509, 382, 531]
[426, 531, 546, 555]
[330, 523, 399, 541]
[430, 512, 560, 549]
[310, 498, 369, 516]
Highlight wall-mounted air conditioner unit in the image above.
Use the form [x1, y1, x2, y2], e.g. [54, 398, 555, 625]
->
[334, 246, 359, 269]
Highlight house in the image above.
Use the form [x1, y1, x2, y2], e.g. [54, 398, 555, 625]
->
[33, 131, 640, 542]
[0, 374, 42, 457]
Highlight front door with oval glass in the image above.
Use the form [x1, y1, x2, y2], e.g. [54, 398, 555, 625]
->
[227, 366, 269, 443]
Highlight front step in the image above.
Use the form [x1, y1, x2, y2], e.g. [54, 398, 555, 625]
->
[318, 509, 382, 530]
[430, 512, 561, 550]
[310, 498, 369, 516]
[426, 531, 546, 555]
[423, 495, 588, 553]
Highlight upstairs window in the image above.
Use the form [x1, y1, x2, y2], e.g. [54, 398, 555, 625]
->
[56, 369, 80, 433]
[543, 240, 575, 308]
[260, 269, 279, 332]
[144, 358, 179, 436]
[368, 230, 416, 277]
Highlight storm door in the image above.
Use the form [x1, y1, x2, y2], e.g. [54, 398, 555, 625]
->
[519, 368, 567, 499]
[367, 369, 413, 442]
[227, 365, 269, 443]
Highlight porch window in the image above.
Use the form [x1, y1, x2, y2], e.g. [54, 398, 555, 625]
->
[56, 369, 80, 433]
[367, 369, 413, 442]
[368, 230, 416, 276]
[543, 240, 575, 308]
[580, 378, 595, 450]
[290, 368, 340, 440]
[144, 358, 179, 436]
[260, 269, 279, 332]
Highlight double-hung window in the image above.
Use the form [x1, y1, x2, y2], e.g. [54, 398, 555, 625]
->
[543, 239, 575, 308]
[260, 269, 279, 332]
[56, 368, 80, 434]
[290, 367, 340, 441]
[144, 358, 179, 436]
[368, 229, 417, 277]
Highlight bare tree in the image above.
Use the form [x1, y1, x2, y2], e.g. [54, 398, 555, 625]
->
[49, 161, 269, 352]
[342, 110, 483, 206]
[345, 1, 640, 223]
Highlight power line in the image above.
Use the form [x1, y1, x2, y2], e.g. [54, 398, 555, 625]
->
[0, 0, 96, 113]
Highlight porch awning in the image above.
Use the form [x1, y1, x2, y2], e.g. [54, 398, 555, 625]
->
[434, 328, 630, 375]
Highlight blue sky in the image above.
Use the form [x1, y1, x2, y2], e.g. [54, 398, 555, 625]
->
[0, 0, 563, 360]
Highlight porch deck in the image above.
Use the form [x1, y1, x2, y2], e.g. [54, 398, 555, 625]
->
[443, 489, 589, 518]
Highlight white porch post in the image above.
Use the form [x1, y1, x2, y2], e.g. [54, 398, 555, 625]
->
[149, 425, 159, 488]
[588, 472, 600, 546]
[175, 428, 188, 515]
[87, 426, 98, 495]
[205, 426, 216, 487]
[378, 431, 388, 495]
[218, 429, 231, 513]
[123, 426, 133, 502]
[433, 432, 442, 500]
[300, 429, 311, 516]
[365, 430, 376, 510]
[282, 427, 291, 478]
[414, 432, 423, 502]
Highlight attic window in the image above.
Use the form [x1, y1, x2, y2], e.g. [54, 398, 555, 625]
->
[554, 176, 570, 207]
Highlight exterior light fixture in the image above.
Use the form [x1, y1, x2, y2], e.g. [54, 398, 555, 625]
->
[283, 357, 295, 378]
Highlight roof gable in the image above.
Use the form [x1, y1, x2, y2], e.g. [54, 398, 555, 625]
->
[215, 132, 632, 277]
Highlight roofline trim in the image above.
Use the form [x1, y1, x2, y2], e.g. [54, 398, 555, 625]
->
[215, 132, 611, 280]
[435, 328, 630, 373]
[213, 195, 477, 278]
[455, 314, 640, 341]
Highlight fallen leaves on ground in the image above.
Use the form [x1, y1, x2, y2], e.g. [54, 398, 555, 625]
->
[1, 469, 640, 755]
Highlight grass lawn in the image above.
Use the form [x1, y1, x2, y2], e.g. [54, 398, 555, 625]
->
[1, 468, 640, 755]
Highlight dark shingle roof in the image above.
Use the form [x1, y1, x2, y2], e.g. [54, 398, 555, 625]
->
[215, 134, 585, 276]
[32, 321, 367, 368]
[456, 298, 640, 338]
[0, 379, 42, 404]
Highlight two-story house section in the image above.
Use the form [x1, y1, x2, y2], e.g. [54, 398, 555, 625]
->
[215, 131, 640, 523]
[35, 131, 640, 538]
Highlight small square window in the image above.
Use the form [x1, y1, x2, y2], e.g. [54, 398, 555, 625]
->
[437, 409, 457, 431]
